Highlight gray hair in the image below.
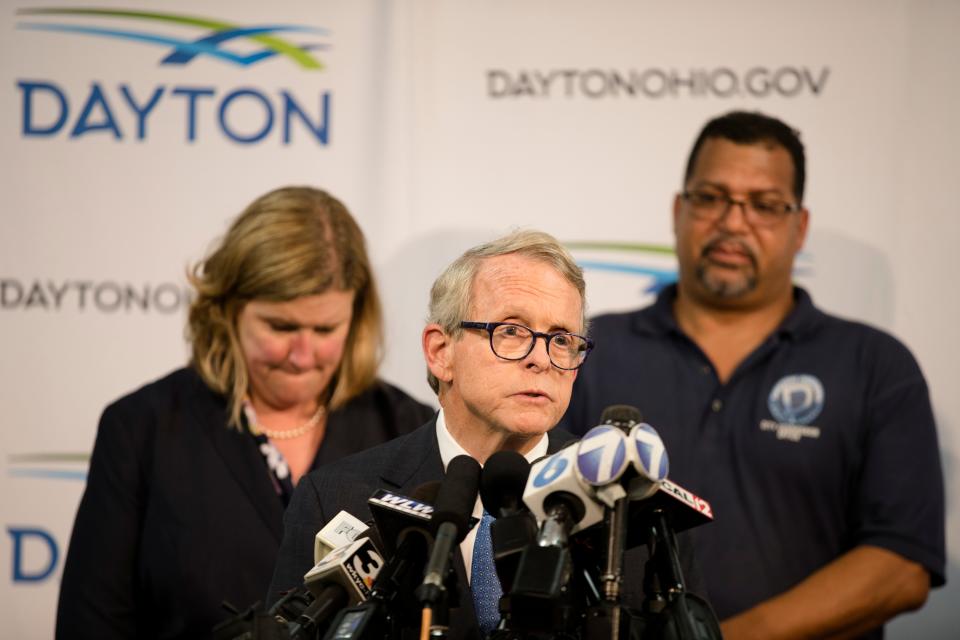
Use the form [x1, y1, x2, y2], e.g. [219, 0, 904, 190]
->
[425, 229, 587, 394]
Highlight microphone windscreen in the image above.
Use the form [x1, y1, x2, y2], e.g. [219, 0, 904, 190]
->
[431, 454, 481, 540]
[480, 450, 530, 516]
[600, 404, 644, 431]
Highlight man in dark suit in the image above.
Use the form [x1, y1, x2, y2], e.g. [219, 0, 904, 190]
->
[268, 230, 704, 639]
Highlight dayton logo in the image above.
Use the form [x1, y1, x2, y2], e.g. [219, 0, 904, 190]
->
[15, 8, 334, 144]
[16, 7, 329, 70]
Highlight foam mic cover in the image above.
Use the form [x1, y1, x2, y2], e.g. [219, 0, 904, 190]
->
[418, 455, 481, 605]
[480, 450, 530, 517]
[430, 454, 482, 540]
[480, 451, 538, 593]
[600, 404, 644, 431]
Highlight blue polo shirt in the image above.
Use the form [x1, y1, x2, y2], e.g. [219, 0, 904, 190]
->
[560, 285, 945, 629]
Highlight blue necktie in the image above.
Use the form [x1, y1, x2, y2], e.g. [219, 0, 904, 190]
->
[471, 511, 503, 635]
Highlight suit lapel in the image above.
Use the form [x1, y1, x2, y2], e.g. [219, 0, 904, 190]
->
[374, 418, 481, 640]
[377, 417, 444, 492]
[189, 379, 285, 542]
[547, 427, 576, 453]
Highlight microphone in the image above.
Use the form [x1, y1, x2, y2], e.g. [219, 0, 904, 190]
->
[289, 536, 384, 640]
[320, 483, 441, 640]
[315, 510, 370, 563]
[573, 405, 710, 544]
[578, 405, 660, 640]
[417, 455, 482, 607]
[579, 405, 667, 505]
[591, 406, 720, 640]
[479, 450, 537, 594]
[367, 483, 438, 558]
[615, 408, 710, 544]
[365, 481, 441, 608]
[600, 404, 645, 431]
[522, 440, 605, 535]
[303, 537, 384, 603]
[521, 413, 657, 536]
[510, 427, 628, 624]
[512, 405, 696, 638]
[511, 428, 624, 618]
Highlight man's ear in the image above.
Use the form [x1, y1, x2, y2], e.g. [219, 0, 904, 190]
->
[672, 192, 683, 237]
[423, 323, 454, 386]
[794, 206, 811, 253]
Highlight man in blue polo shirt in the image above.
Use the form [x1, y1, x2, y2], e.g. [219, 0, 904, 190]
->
[560, 111, 945, 638]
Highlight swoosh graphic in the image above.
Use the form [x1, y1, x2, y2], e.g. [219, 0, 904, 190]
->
[565, 241, 675, 255]
[16, 8, 328, 69]
[162, 25, 327, 65]
[9, 469, 87, 481]
[566, 241, 678, 294]
[18, 23, 321, 67]
[577, 260, 676, 294]
[8, 452, 89, 482]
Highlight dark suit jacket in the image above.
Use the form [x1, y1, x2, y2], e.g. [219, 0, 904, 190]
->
[56, 367, 434, 640]
[268, 418, 706, 640]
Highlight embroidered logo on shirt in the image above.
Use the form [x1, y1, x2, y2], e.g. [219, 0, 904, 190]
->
[762, 374, 824, 441]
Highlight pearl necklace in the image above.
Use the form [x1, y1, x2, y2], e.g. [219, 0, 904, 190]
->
[248, 404, 326, 440]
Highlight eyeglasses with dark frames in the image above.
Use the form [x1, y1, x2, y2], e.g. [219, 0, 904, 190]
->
[681, 189, 800, 227]
[459, 321, 593, 370]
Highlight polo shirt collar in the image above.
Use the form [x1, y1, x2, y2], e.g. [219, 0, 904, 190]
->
[632, 283, 825, 341]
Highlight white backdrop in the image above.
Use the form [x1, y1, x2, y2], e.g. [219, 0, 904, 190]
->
[2, 0, 958, 637]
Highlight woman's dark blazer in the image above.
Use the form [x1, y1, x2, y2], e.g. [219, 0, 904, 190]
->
[56, 367, 434, 639]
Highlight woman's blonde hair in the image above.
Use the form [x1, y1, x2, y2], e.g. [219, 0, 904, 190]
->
[187, 186, 382, 427]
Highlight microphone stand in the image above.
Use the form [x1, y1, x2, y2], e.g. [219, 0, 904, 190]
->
[602, 496, 630, 640]
[289, 584, 349, 640]
[633, 509, 722, 640]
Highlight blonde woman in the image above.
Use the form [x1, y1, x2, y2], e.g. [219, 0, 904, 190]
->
[57, 187, 433, 638]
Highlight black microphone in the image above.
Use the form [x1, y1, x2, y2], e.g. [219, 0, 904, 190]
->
[600, 404, 644, 432]
[416, 455, 482, 607]
[368, 481, 440, 606]
[367, 482, 439, 558]
[508, 444, 589, 631]
[479, 450, 537, 594]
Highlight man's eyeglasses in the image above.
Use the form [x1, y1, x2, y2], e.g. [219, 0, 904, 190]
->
[459, 321, 593, 370]
[681, 189, 800, 228]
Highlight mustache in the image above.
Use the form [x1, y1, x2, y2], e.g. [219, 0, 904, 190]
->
[701, 235, 757, 267]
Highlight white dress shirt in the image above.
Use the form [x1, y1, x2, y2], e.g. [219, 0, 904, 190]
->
[434, 408, 549, 583]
